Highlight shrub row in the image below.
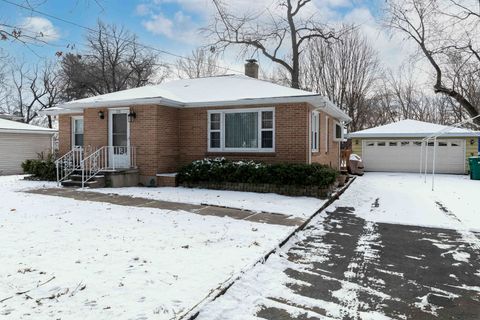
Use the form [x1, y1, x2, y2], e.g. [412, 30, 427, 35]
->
[177, 158, 338, 188]
[21, 153, 56, 181]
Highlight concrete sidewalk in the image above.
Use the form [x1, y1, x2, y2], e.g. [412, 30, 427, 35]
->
[25, 188, 305, 227]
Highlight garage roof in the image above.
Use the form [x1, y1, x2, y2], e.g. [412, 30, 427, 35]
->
[0, 118, 56, 135]
[348, 119, 480, 138]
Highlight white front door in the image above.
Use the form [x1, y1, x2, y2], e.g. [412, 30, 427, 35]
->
[108, 109, 130, 169]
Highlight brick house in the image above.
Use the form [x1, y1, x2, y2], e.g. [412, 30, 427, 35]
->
[47, 62, 350, 187]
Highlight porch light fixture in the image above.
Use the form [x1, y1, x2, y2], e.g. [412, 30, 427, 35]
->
[128, 111, 137, 123]
[98, 111, 105, 119]
[470, 138, 475, 145]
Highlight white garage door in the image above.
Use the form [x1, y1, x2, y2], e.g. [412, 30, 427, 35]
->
[0, 133, 52, 175]
[362, 139, 466, 174]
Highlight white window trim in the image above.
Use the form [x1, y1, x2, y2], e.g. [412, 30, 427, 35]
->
[333, 121, 344, 142]
[71, 115, 84, 148]
[325, 115, 329, 154]
[207, 107, 275, 153]
[311, 111, 319, 152]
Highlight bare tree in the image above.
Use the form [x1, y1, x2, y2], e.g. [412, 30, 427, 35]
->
[207, 0, 348, 88]
[4, 62, 47, 124]
[301, 27, 381, 131]
[59, 21, 163, 100]
[0, 0, 102, 47]
[370, 65, 466, 127]
[175, 48, 226, 79]
[37, 62, 62, 128]
[0, 52, 8, 108]
[384, 0, 480, 125]
[1, 61, 61, 127]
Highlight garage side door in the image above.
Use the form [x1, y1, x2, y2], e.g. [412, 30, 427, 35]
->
[0, 133, 52, 175]
[362, 140, 465, 174]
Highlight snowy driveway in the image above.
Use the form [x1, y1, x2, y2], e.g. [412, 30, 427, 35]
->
[197, 173, 480, 319]
[0, 176, 308, 320]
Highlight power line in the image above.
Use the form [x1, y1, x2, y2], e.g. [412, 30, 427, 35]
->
[0, 0, 245, 74]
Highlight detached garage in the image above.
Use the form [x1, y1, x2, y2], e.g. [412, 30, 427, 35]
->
[0, 118, 56, 175]
[348, 120, 480, 174]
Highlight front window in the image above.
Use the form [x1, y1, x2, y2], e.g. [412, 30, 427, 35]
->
[72, 117, 84, 147]
[208, 108, 274, 152]
[325, 116, 330, 153]
[334, 122, 343, 141]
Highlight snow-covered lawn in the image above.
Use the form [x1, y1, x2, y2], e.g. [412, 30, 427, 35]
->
[335, 172, 480, 231]
[0, 176, 294, 319]
[91, 186, 327, 218]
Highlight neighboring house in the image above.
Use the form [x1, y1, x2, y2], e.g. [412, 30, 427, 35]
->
[0, 118, 56, 175]
[45, 61, 350, 186]
[349, 119, 480, 174]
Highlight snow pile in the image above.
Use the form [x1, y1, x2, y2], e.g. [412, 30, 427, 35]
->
[0, 176, 292, 319]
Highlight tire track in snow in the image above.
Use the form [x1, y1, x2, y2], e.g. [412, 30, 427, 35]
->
[435, 201, 480, 251]
[332, 220, 383, 319]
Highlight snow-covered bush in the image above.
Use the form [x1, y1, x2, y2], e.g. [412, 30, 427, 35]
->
[177, 158, 338, 188]
[21, 153, 56, 181]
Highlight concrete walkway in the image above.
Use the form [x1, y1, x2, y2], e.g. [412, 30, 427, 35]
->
[26, 188, 305, 227]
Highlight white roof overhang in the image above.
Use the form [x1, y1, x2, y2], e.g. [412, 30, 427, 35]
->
[42, 95, 352, 122]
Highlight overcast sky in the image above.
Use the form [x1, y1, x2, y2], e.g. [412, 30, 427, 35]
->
[0, 0, 419, 79]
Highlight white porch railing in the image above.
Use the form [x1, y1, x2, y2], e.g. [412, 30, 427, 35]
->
[81, 146, 136, 188]
[55, 147, 84, 185]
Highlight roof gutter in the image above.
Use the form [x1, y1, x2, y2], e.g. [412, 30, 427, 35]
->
[310, 96, 351, 123]
[348, 132, 480, 138]
[0, 128, 57, 134]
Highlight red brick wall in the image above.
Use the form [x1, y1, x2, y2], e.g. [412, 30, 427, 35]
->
[84, 108, 108, 150]
[129, 105, 179, 177]
[311, 110, 341, 169]
[178, 103, 310, 166]
[57, 103, 341, 181]
[58, 114, 73, 155]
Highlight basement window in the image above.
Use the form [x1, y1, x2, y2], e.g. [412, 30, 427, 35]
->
[208, 108, 275, 152]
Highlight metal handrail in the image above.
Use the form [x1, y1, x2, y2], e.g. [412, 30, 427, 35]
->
[55, 147, 84, 185]
[81, 146, 108, 188]
[80, 145, 136, 188]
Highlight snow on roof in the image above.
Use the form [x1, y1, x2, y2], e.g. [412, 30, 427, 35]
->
[0, 118, 56, 134]
[348, 119, 480, 138]
[50, 74, 350, 122]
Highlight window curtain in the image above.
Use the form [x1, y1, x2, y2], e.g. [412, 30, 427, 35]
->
[225, 112, 258, 148]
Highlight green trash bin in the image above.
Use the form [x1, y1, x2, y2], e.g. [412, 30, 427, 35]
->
[469, 157, 480, 180]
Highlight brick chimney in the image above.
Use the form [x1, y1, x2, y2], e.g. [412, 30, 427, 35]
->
[244, 59, 259, 79]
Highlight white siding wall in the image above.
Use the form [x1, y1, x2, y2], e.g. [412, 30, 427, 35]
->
[0, 133, 53, 175]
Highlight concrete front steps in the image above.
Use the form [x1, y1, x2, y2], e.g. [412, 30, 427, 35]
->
[61, 169, 139, 188]
[61, 172, 106, 188]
